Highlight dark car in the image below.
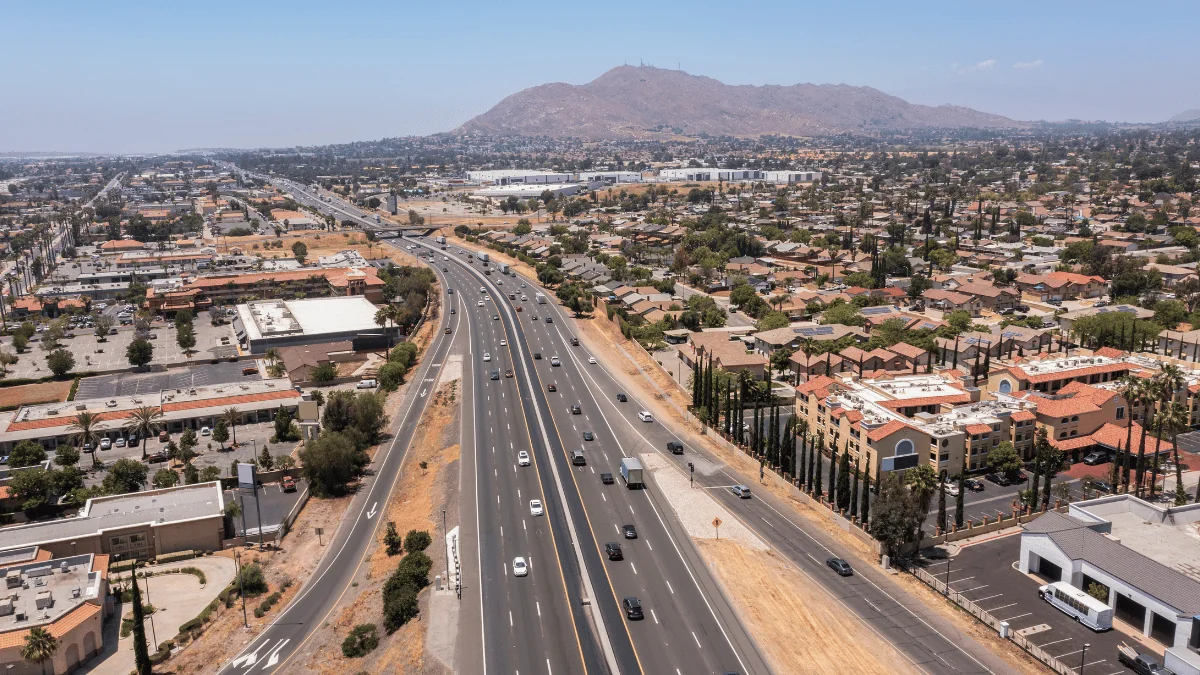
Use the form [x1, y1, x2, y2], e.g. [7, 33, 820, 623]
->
[1087, 479, 1114, 494]
[666, 441, 684, 455]
[547, 383, 557, 392]
[544, 316, 553, 323]
[145, 452, 168, 463]
[601, 472, 614, 485]
[570, 450, 586, 466]
[490, 370, 500, 380]
[444, 328, 452, 334]
[984, 472, 1012, 486]
[583, 431, 594, 441]
[533, 353, 542, 360]
[1082, 451, 1108, 466]
[604, 542, 623, 560]
[826, 558, 854, 576]
[1047, 298, 1062, 306]
[158, 430, 169, 442]
[964, 478, 985, 492]
[571, 404, 581, 414]
[570, 337, 579, 346]
[505, 369, 513, 378]
[622, 524, 637, 539]
[623, 596, 643, 620]
[1017, 305, 1030, 312]
[616, 393, 627, 402]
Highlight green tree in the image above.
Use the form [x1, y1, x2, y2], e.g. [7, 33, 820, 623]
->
[384, 522, 403, 556]
[93, 314, 115, 341]
[46, 348, 75, 377]
[123, 406, 164, 460]
[129, 571, 152, 675]
[404, 529, 432, 552]
[152, 468, 179, 488]
[212, 420, 230, 448]
[756, 311, 790, 331]
[102, 458, 148, 494]
[54, 444, 80, 467]
[222, 407, 241, 446]
[988, 441, 1023, 481]
[127, 337, 154, 368]
[835, 450, 852, 510]
[905, 464, 940, 539]
[8, 467, 54, 514]
[299, 431, 367, 496]
[820, 301, 865, 327]
[259, 446, 274, 470]
[292, 241, 308, 264]
[729, 283, 758, 309]
[311, 361, 337, 382]
[68, 411, 103, 467]
[871, 474, 920, 557]
[176, 322, 197, 352]
[9, 440, 47, 467]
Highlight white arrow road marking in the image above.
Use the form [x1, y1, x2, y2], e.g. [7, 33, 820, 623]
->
[367, 502, 379, 519]
[231, 640, 268, 668]
[261, 639, 289, 669]
[420, 388, 428, 397]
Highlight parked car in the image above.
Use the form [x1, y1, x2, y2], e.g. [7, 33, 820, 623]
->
[115, 437, 127, 448]
[281, 476, 297, 492]
[984, 472, 1013, 486]
[826, 558, 854, 576]
[357, 379, 378, 389]
[1086, 479, 1114, 494]
[1082, 451, 1108, 466]
[943, 481, 960, 497]
[200, 426, 211, 436]
[159, 430, 169, 442]
[964, 478, 985, 492]
[99, 438, 112, 451]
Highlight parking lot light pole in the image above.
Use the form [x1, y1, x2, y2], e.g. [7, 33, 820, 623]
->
[944, 557, 952, 596]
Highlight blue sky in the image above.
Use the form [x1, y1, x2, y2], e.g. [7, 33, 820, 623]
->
[2, 0, 1197, 153]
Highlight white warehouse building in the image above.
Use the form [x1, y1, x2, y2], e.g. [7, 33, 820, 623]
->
[657, 168, 821, 184]
[763, 170, 822, 184]
[466, 170, 570, 185]
[577, 171, 641, 184]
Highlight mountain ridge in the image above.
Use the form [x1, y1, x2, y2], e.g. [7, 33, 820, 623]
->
[455, 65, 1025, 139]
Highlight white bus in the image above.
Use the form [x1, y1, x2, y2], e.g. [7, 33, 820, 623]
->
[1038, 582, 1113, 631]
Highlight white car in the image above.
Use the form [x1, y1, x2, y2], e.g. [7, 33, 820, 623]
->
[479, 287, 486, 293]
[517, 451, 531, 466]
[500, 340, 507, 346]
[200, 426, 211, 436]
[477, 300, 484, 307]
[588, 356, 597, 364]
[513, 557, 528, 577]
[944, 481, 961, 497]
[529, 499, 544, 516]
[483, 353, 491, 362]
[638, 411, 653, 423]
[99, 438, 112, 450]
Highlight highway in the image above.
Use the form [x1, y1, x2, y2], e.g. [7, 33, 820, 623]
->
[217, 295, 459, 675]
[406, 237, 770, 675]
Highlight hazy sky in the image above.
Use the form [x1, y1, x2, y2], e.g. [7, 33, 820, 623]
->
[2, 0, 1197, 153]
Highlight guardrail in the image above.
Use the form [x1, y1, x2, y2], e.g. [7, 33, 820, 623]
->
[903, 561, 1080, 674]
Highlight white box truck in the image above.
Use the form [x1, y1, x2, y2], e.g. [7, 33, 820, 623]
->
[500, 263, 510, 274]
[535, 293, 547, 304]
[434, 235, 447, 244]
[478, 252, 490, 263]
[620, 458, 644, 488]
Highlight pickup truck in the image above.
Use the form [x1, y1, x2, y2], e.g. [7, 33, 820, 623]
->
[1118, 645, 1168, 675]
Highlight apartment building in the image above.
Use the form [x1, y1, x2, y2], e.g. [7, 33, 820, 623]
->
[144, 266, 385, 313]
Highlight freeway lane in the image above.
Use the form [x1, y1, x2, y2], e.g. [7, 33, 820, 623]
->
[453, 275, 594, 675]
[218, 258, 461, 675]
[409, 238, 766, 675]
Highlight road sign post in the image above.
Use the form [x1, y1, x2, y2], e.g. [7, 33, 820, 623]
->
[712, 516, 722, 540]
[688, 462, 694, 488]
[315, 527, 324, 546]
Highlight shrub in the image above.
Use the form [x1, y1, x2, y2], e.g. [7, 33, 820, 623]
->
[238, 563, 269, 596]
[382, 574, 419, 633]
[155, 550, 195, 565]
[403, 530, 432, 553]
[254, 590, 283, 618]
[341, 623, 380, 658]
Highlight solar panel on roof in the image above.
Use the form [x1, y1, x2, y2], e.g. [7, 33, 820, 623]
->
[1001, 331, 1020, 338]
[796, 326, 835, 337]
[861, 306, 893, 315]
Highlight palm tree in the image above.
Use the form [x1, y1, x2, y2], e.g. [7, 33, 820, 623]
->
[123, 406, 164, 460]
[1118, 375, 1144, 492]
[374, 306, 391, 357]
[264, 347, 281, 366]
[222, 407, 241, 447]
[1163, 401, 1191, 505]
[68, 410, 103, 467]
[22, 626, 58, 675]
[905, 464, 940, 540]
[1150, 365, 1186, 498]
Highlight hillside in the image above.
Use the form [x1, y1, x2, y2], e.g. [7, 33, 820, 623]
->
[454, 65, 1024, 139]
[1170, 109, 1200, 123]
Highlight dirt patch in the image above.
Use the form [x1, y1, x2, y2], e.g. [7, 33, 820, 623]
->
[699, 538, 920, 675]
[300, 379, 461, 675]
[213, 230, 424, 268]
[0, 379, 73, 409]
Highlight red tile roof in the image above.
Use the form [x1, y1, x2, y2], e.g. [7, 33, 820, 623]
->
[866, 419, 918, 442]
[1011, 410, 1036, 422]
[965, 424, 993, 435]
[879, 393, 972, 410]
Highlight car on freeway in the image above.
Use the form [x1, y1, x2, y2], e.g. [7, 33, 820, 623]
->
[826, 558, 854, 576]
[729, 484, 752, 499]
[588, 356, 597, 364]
[571, 404, 581, 414]
[544, 316, 553, 323]
[583, 431, 594, 441]
[533, 353, 541, 360]
[604, 542, 624, 560]
[531, 315, 538, 321]
[622, 524, 637, 539]
[637, 411, 653, 422]
[530, 499, 544, 516]
[517, 451, 531, 466]
[570, 450, 586, 466]
[551, 356, 561, 366]
[513, 557, 528, 577]
[601, 472, 614, 485]
[500, 339, 507, 346]
[282, 476, 297, 492]
[445, 328, 452, 334]
[505, 369, 513, 378]
[477, 300, 484, 307]
[450, 308, 455, 314]
[616, 393, 627, 402]
[493, 314, 500, 321]
[623, 596, 643, 620]
[483, 353, 491, 362]
[490, 370, 500, 380]
[547, 383, 557, 392]
[666, 441, 683, 455]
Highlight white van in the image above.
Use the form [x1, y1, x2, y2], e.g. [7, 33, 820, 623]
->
[1038, 582, 1113, 631]
[356, 379, 378, 389]
[637, 411, 653, 423]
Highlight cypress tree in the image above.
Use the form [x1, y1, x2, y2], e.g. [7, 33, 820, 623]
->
[799, 435, 808, 490]
[937, 474, 947, 533]
[828, 444, 838, 500]
[860, 473, 871, 525]
[130, 569, 152, 675]
[692, 356, 700, 407]
[753, 399, 761, 456]
[955, 468, 966, 528]
[812, 437, 823, 496]
[952, 336, 960, 370]
[836, 450, 851, 510]
[850, 458, 860, 518]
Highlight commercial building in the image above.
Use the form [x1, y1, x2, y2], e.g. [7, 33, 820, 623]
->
[762, 170, 822, 184]
[471, 183, 586, 200]
[1020, 497, 1200, 653]
[0, 380, 302, 453]
[234, 296, 384, 353]
[0, 549, 109, 675]
[466, 170, 569, 185]
[144, 266, 386, 314]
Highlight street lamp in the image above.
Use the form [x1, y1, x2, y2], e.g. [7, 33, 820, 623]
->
[1080, 642, 1090, 675]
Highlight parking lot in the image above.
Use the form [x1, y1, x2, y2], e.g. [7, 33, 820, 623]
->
[75, 360, 259, 399]
[916, 534, 1155, 674]
[0, 317, 238, 378]
[225, 478, 306, 537]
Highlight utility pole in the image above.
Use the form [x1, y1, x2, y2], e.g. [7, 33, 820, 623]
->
[235, 548, 248, 628]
